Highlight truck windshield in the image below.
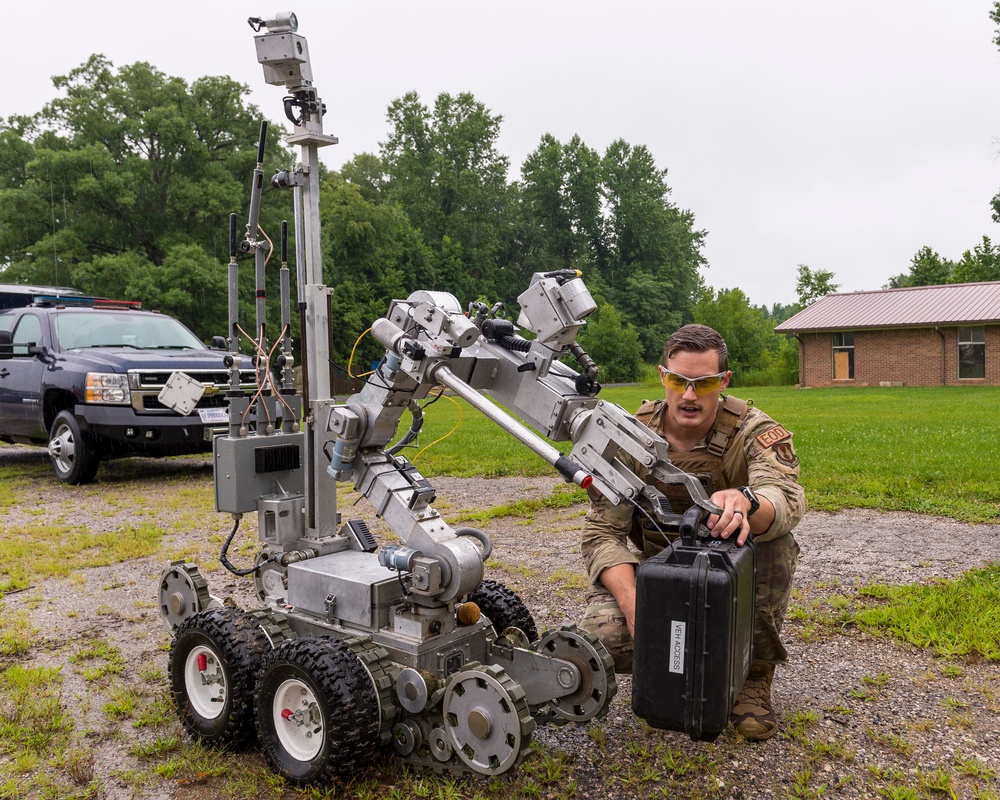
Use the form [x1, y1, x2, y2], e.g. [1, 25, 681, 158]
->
[54, 311, 206, 351]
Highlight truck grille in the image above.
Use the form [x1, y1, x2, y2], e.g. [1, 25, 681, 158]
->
[140, 394, 231, 412]
[129, 369, 260, 416]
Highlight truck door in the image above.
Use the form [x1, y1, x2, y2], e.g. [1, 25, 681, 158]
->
[0, 311, 47, 439]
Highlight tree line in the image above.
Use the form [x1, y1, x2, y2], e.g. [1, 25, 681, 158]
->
[0, 56, 805, 385]
[886, 239, 1000, 289]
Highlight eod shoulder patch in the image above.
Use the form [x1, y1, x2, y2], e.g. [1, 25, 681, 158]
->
[755, 425, 790, 449]
[755, 425, 799, 467]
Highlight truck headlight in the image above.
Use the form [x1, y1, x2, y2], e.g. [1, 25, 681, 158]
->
[85, 373, 131, 404]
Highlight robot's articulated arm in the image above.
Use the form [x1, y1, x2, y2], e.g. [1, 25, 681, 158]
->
[325, 272, 722, 603]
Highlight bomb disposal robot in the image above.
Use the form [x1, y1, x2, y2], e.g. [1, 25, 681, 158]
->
[158, 11, 724, 785]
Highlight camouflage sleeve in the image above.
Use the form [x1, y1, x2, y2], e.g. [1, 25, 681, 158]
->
[580, 490, 641, 586]
[742, 407, 806, 542]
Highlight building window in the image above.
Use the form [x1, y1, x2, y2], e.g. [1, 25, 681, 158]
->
[958, 326, 985, 379]
[832, 332, 854, 380]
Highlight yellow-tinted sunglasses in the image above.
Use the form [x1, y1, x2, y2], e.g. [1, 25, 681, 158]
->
[659, 366, 727, 396]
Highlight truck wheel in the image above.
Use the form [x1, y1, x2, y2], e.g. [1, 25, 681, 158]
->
[467, 578, 539, 642]
[47, 410, 100, 485]
[256, 636, 380, 785]
[168, 607, 270, 748]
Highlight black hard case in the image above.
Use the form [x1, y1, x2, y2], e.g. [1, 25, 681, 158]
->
[631, 533, 756, 740]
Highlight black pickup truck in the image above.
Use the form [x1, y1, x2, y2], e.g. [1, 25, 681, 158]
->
[0, 293, 255, 484]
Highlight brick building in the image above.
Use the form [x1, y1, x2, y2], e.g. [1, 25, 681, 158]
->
[774, 282, 1000, 387]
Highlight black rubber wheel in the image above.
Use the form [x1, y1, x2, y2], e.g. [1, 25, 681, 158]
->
[467, 578, 538, 642]
[168, 607, 271, 748]
[47, 410, 100, 485]
[255, 636, 381, 785]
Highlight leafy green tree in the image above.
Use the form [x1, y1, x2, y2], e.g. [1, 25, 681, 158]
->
[601, 140, 705, 361]
[320, 175, 436, 366]
[949, 235, 1000, 283]
[379, 91, 510, 303]
[518, 133, 604, 273]
[618, 269, 685, 361]
[563, 136, 607, 266]
[337, 152, 387, 203]
[768, 302, 799, 324]
[510, 134, 606, 316]
[1, 62, 714, 363]
[489, 180, 543, 303]
[516, 135, 706, 362]
[72, 245, 228, 336]
[0, 56, 290, 339]
[516, 134, 570, 274]
[886, 245, 953, 288]
[795, 264, 839, 307]
[692, 287, 775, 377]
[332, 101, 706, 356]
[575, 303, 643, 383]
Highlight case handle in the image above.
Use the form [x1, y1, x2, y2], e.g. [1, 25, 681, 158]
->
[679, 505, 708, 545]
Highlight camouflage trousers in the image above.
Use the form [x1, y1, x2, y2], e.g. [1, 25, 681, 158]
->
[579, 532, 800, 675]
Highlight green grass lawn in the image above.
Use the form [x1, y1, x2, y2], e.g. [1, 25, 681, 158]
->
[3, 384, 999, 799]
[406, 383, 1000, 523]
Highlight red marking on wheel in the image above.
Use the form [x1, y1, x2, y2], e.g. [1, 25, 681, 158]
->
[197, 653, 207, 671]
[281, 708, 294, 720]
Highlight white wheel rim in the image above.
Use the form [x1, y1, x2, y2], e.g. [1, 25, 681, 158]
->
[184, 645, 225, 719]
[272, 677, 323, 762]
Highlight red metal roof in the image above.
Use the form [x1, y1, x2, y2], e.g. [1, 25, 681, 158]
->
[774, 281, 1000, 332]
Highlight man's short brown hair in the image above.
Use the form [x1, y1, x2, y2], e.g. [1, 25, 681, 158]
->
[662, 324, 729, 372]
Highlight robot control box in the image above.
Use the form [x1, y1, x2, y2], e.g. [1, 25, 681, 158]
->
[213, 432, 305, 514]
[632, 535, 755, 740]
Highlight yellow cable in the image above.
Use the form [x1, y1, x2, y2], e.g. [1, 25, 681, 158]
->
[412, 392, 462, 462]
[347, 328, 375, 378]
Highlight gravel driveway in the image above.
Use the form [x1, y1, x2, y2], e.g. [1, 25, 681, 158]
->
[2, 447, 999, 798]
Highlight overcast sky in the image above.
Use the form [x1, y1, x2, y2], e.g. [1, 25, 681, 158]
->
[6, 1, 1000, 307]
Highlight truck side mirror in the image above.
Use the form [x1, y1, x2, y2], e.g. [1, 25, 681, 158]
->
[211, 336, 227, 350]
[0, 330, 11, 359]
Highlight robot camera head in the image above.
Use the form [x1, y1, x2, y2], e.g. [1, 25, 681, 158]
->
[248, 11, 298, 33]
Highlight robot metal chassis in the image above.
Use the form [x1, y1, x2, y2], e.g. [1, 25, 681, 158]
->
[158, 10, 721, 786]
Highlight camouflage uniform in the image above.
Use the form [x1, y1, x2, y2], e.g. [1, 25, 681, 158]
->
[579, 396, 804, 674]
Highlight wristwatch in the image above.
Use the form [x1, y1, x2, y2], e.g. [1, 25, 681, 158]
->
[738, 485, 760, 517]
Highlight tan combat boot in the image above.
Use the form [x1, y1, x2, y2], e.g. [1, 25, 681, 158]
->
[731, 661, 777, 741]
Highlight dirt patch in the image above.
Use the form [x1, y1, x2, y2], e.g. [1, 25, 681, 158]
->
[2, 446, 999, 798]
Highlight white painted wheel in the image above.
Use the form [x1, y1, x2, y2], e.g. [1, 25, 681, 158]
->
[272, 677, 324, 762]
[255, 636, 383, 784]
[169, 607, 270, 748]
[184, 644, 226, 720]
